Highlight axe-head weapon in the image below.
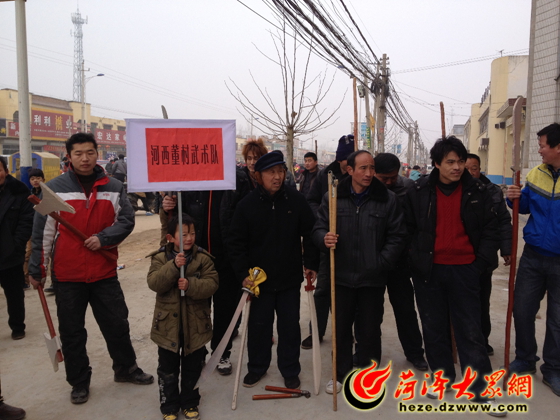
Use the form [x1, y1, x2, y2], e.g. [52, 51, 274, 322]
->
[38, 285, 64, 372]
[33, 182, 76, 216]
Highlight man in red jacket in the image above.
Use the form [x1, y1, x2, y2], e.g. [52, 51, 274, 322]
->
[29, 133, 153, 405]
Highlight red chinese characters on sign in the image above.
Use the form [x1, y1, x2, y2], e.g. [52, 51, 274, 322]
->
[145, 128, 224, 182]
[8, 111, 73, 140]
[8, 122, 19, 137]
[31, 110, 73, 140]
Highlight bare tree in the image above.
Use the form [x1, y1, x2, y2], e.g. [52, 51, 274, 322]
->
[226, 22, 345, 174]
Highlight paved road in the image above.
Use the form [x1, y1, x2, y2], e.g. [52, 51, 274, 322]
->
[0, 212, 555, 419]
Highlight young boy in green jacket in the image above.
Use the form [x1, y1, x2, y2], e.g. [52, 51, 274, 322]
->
[147, 214, 218, 420]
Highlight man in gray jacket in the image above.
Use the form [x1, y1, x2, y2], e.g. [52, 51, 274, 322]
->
[111, 154, 127, 183]
[312, 150, 406, 393]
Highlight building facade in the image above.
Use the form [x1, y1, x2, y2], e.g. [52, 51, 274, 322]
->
[464, 56, 528, 184]
[0, 88, 126, 159]
[525, 0, 560, 171]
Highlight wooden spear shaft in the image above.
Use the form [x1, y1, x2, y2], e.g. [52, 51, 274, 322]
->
[328, 171, 338, 411]
[440, 102, 446, 138]
[503, 96, 524, 388]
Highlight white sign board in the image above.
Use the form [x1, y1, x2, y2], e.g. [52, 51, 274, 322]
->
[125, 119, 236, 192]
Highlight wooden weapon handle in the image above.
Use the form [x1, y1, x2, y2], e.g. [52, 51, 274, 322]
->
[304, 271, 315, 292]
[252, 394, 300, 400]
[264, 386, 307, 395]
[38, 285, 63, 362]
[28, 195, 118, 262]
[328, 172, 338, 411]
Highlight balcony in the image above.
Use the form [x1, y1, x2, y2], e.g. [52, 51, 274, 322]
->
[497, 98, 527, 119]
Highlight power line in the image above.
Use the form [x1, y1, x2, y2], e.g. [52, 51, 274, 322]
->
[0, 39, 238, 116]
[393, 48, 529, 74]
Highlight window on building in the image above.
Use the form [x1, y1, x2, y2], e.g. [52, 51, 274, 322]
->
[90, 122, 98, 132]
[103, 124, 112, 130]
[13, 111, 19, 123]
[479, 110, 489, 135]
[117, 125, 125, 132]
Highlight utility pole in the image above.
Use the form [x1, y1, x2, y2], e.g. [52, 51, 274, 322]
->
[14, 0, 32, 187]
[414, 121, 419, 166]
[352, 77, 358, 151]
[376, 54, 388, 153]
[406, 124, 413, 167]
[363, 75, 373, 153]
[80, 60, 86, 132]
[371, 63, 380, 154]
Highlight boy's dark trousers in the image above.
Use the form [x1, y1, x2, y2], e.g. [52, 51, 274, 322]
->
[158, 345, 207, 414]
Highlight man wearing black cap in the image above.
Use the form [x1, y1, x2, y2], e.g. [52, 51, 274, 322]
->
[301, 134, 353, 349]
[228, 150, 319, 390]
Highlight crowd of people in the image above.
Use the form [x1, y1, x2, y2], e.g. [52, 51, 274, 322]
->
[1, 122, 559, 420]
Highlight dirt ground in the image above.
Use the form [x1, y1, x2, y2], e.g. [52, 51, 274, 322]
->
[0, 213, 556, 419]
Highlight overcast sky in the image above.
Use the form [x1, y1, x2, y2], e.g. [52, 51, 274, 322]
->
[0, 0, 531, 156]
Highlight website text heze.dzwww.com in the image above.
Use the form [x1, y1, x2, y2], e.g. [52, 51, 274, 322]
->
[398, 401, 528, 414]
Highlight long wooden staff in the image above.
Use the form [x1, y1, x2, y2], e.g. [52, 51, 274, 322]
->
[440, 102, 446, 138]
[504, 96, 524, 387]
[328, 171, 338, 411]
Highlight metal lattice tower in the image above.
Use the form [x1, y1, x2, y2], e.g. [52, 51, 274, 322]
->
[71, 8, 87, 102]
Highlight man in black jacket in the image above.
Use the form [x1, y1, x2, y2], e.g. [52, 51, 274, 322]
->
[0, 156, 34, 340]
[301, 134, 353, 350]
[405, 137, 500, 405]
[228, 151, 319, 390]
[466, 153, 512, 356]
[313, 150, 406, 393]
[298, 152, 319, 199]
[373, 153, 428, 371]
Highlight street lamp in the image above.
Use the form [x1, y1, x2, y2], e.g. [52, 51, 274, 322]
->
[80, 60, 104, 132]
